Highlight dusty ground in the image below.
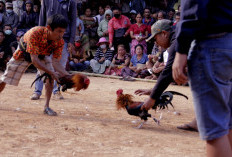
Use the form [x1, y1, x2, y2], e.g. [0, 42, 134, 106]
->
[0, 72, 205, 157]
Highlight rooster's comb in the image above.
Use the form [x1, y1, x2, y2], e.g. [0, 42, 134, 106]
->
[116, 89, 123, 95]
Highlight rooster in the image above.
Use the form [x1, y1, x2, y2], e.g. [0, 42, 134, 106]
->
[116, 89, 188, 128]
[31, 73, 90, 92]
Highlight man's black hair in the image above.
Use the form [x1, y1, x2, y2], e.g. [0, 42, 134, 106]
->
[47, 14, 68, 31]
[4, 24, 12, 29]
[112, 6, 121, 12]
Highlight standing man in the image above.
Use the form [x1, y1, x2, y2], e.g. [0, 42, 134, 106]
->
[0, 14, 70, 116]
[108, 6, 131, 52]
[173, 0, 232, 156]
[31, 0, 77, 100]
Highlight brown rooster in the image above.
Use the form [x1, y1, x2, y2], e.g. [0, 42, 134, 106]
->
[31, 73, 90, 92]
[116, 89, 188, 128]
[59, 73, 90, 92]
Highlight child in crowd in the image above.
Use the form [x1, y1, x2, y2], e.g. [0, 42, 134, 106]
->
[121, 44, 148, 79]
[90, 37, 114, 74]
[105, 44, 130, 76]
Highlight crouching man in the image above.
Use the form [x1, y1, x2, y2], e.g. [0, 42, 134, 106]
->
[0, 14, 70, 116]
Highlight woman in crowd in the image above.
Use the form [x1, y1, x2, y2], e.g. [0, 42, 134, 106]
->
[121, 44, 148, 79]
[105, 44, 130, 76]
[90, 37, 114, 74]
[129, 13, 148, 56]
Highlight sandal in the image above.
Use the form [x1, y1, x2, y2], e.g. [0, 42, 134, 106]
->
[177, 124, 198, 132]
[44, 107, 57, 116]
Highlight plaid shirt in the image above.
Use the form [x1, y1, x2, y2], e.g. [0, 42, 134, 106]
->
[13, 26, 64, 60]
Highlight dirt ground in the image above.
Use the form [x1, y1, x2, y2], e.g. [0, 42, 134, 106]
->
[0, 72, 205, 157]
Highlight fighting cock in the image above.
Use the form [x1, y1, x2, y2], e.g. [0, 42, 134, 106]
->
[31, 73, 90, 92]
[116, 89, 188, 128]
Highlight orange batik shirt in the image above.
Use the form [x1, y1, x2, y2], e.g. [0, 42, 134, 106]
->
[13, 26, 64, 60]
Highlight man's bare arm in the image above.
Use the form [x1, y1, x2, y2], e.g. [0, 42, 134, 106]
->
[52, 58, 70, 76]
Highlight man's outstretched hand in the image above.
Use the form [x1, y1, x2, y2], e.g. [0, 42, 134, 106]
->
[134, 89, 152, 96]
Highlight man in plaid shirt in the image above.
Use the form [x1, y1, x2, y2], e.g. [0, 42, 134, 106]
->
[0, 14, 70, 116]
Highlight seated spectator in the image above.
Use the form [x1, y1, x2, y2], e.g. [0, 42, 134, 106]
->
[142, 8, 155, 54]
[173, 12, 180, 26]
[81, 6, 105, 26]
[121, 44, 148, 78]
[75, 10, 84, 41]
[0, 1, 5, 26]
[129, 13, 148, 56]
[104, 5, 111, 11]
[0, 30, 12, 71]
[108, 6, 131, 51]
[90, 37, 114, 74]
[129, 10, 137, 24]
[18, 0, 36, 32]
[81, 8, 97, 38]
[157, 10, 166, 20]
[33, 3, 40, 26]
[10, 30, 24, 54]
[167, 9, 175, 22]
[68, 41, 90, 72]
[146, 43, 164, 69]
[3, 24, 17, 47]
[2, 2, 19, 34]
[81, 8, 98, 48]
[105, 44, 130, 76]
[12, 0, 24, 21]
[97, 9, 112, 40]
[151, 49, 169, 79]
[142, 8, 155, 27]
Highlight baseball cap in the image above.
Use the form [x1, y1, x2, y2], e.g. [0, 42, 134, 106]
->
[130, 10, 137, 14]
[146, 19, 172, 42]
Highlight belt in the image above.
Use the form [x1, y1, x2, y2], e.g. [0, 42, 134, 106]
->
[202, 32, 227, 39]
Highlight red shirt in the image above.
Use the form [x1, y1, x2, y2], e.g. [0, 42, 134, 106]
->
[13, 26, 64, 60]
[108, 15, 131, 44]
[129, 23, 148, 35]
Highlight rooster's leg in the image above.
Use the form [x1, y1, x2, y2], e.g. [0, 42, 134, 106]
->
[136, 120, 147, 129]
[152, 117, 160, 126]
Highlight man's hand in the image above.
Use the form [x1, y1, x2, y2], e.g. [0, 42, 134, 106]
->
[134, 89, 152, 96]
[141, 97, 156, 110]
[50, 71, 60, 82]
[172, 53, 188, 85]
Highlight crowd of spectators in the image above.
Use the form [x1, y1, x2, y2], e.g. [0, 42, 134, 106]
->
[0, 0, 181, 81]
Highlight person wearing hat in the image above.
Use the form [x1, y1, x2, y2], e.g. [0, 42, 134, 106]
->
[135, 19, 198, 132]
[90, 37, 114, 74]
[129, 10, 137, 24]
[2, 2, 19, 34]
